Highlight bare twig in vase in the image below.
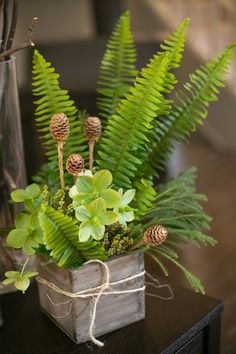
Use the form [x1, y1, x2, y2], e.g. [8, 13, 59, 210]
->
[5, 0, 18, 55]
[0, 16, 38, 61]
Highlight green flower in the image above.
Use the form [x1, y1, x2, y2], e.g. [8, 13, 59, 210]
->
[11, 184, 42, 212]
[7, 212, 43, 255]
[76, 198, 118, 242]
[114, 189, 136, 225]
[69, 170, 121, 208]
[2, 271, 38, 293]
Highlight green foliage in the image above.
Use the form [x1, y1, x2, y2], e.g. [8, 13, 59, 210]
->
[3, 270, 38, 293]
[76, 198, 118, 241]
[145, 44, 236, 177]
[97, 11, 137, 125]
[70, 170, 121, 207]
[113, 189, 135, 225]
[32, 50, 88, 184]
[133, 179, 157, 218]
[38, 205, 107, 267]
[142, 168, 217, 294]
[70, 170, 135, 241]
[11, 184, 42, 212]
[143, 168, 215, 246]
[98, 51, 172, 189]
[7, 212, 43, 255]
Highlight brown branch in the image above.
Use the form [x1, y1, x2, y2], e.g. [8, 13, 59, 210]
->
[6, 0, 18, 53]
[0, 16, 38, 61]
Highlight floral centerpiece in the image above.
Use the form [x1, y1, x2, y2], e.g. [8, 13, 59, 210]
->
[2, 12, 235, 345]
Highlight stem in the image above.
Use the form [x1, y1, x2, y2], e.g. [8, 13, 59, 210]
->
[89, 140, 95, 170]
[57, 141, 65, 190]
[130, 239, 144, 251]
[20, 257, 29, 277]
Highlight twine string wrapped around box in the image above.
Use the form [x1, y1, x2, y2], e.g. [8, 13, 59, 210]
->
[36, 259, 174, 347]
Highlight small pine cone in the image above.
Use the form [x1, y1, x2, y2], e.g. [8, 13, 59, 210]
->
[143, 225, 168, 246]
[84, 116, 101, 142]
[66, 154, 84, 177]
[50, 113, 69, 142]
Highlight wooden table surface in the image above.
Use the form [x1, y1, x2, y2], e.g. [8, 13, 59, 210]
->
[0, 278, 223, 354]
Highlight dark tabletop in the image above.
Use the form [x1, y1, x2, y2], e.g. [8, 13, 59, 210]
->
[0, 278, 223, 354]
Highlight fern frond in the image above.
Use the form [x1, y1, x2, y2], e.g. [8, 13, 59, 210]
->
[143, 167, 216, 247]
[148, 249, 205, 293]
[97, 11, 137, 125]
[145, 44, 236, 177]
[38, 205, 107, 267]
[133, 179, 157, 218]
[98, 52, 172, 189]
[32, 50, 88, 171]
[159, 18, 190, 69]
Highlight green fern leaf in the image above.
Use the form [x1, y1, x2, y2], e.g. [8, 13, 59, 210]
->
[133, 179, 157, 218]
[32, 50, 88, 175]
[145, 44, 236, 177]
[97, 11, 137, 125]
[143, 167, 215, 247]
[38, 205, 107, 267]
[159, 18, 190, 69]
[98, 51, 172, 189]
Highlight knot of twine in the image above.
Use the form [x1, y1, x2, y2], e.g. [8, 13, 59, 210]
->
[36, 259, 173, 347]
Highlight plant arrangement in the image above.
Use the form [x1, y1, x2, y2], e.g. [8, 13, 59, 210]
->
[2, 12, 235, 295]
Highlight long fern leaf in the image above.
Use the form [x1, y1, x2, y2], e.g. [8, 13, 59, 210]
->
[98, 52, 172, 189]
[32, 50, 88, 167]
[97, 11, 137, 125]
[145, 44, 236, 177]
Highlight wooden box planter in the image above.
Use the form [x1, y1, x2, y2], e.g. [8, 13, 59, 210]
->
[37, 253, 145, 344]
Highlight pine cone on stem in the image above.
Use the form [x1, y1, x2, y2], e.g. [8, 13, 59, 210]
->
[84, 116, 101, 170]
[130, 225, 168, 250]
[66, 154, 84, 181]
[50, 113, 70, 189]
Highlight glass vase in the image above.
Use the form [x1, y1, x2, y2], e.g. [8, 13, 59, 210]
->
[0, 57, 26, 228]
[0, 57, 27, 294]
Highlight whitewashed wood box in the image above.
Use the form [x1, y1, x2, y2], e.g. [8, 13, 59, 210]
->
[37, 253, 145, 344]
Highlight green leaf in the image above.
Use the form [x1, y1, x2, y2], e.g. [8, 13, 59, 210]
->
[14, 277, 30, 294]
[23, 271, 38, 278]
[25, 184, 41, 198]
[93, 170, 112, 191]
[97, 11, 137, 125]
[121, 189, 135, 205]
[88, 198, 106, 216]
[79, 221, 92, 242]
[99, 211, 119, 225]
[76, 176, 94, 193]
[11, 189, 28, 202]
[75, 206, 90, 222]
[32, 50, 88, 186]
[2, 278, 15, 285]
[91, 224, 105, 240]
[98, 51, 171, 189]
[23, 232, 41, 255]
[7, 229, 28, 249]
[15, 213, 30, 229]
[100, 189, 121, 208]
[4, 271, 20, 278]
